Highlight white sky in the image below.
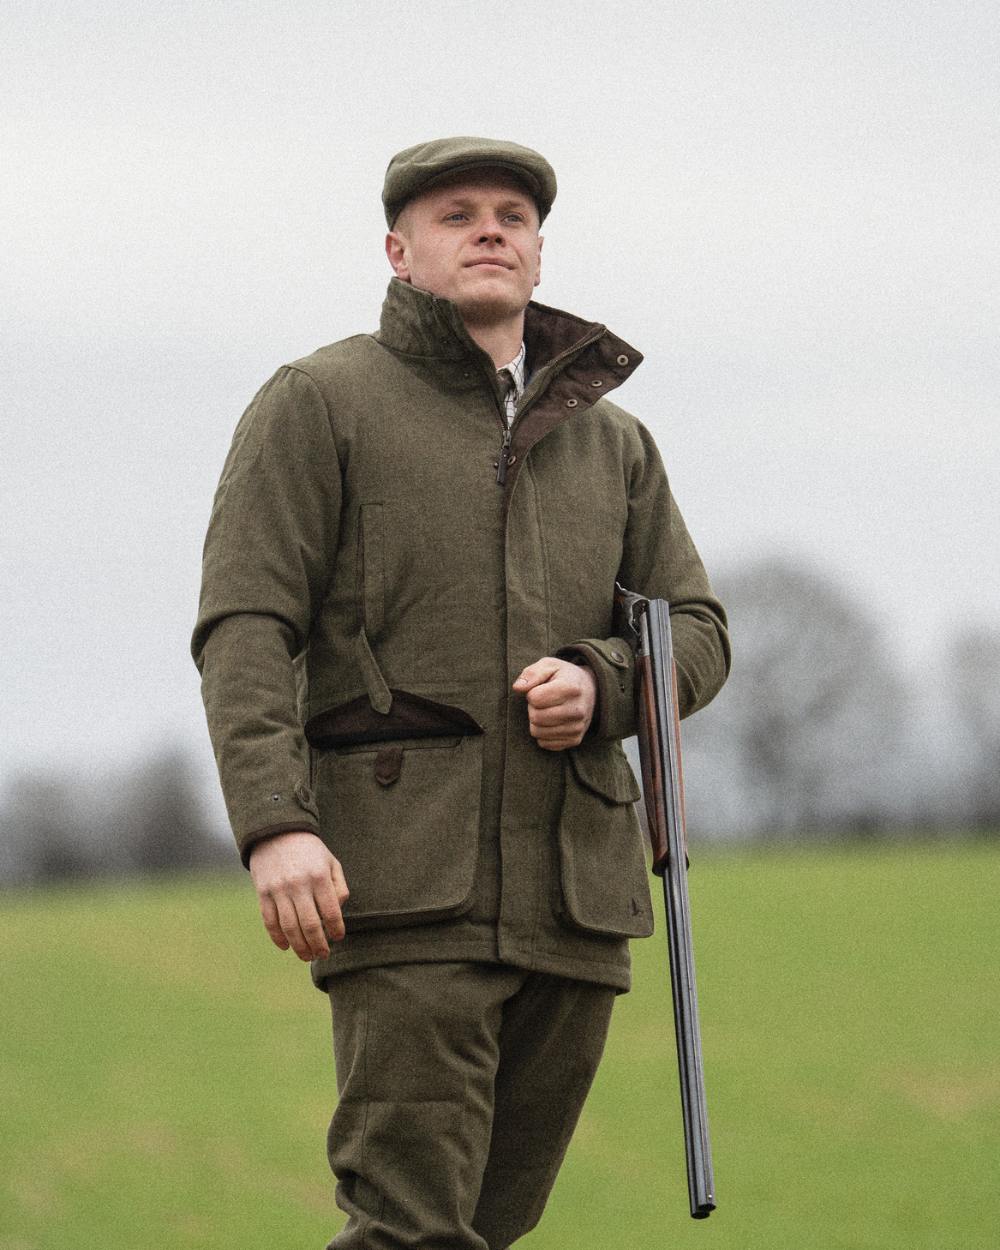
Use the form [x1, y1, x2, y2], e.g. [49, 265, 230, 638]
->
[2, 0, 998, 786]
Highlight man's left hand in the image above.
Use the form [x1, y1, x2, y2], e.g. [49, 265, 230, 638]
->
[513, 657, 597, 750]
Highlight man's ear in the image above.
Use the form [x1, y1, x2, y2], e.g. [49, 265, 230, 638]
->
[533, 234, 544, 288]
[385, 231, 410, 280]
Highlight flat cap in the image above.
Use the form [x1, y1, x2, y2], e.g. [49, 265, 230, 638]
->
[383, 136, 557, 227]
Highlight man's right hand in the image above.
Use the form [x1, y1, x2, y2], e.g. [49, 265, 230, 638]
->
[248, 831, 350, 961]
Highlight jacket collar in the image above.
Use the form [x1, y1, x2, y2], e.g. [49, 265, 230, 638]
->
[375, 278, 645, 507]
[375, 277, 643, 392]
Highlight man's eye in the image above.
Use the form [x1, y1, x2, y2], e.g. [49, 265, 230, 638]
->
[444, 212, 468, 222]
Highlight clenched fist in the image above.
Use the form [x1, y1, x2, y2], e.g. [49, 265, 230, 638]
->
[513, 656, 597, 750]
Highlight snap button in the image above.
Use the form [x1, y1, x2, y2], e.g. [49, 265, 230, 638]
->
[566, 398, 578, 408]
[590, 379, 604, 387]
[616, 354, 629, 366]
[270, 793, 281, 802]
[609, 649, 628, 666]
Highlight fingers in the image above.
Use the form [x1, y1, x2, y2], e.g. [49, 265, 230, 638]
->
[258, 891, 290, 951]
[524, 679, 574, 710]
[534, 733, 582, 751]
[527, 690, 591, 749]
[314, 862, 350, 946]
[514, 663, 579, 716]
[250, 832, 350, 961]
[527, 698, 587, 725]
[530, 711, 591, 750]
[264, 877, 344, 962]
[273, 891, 319, 961]
[512, 657, 562, 693]
[514, 657, 597, 750]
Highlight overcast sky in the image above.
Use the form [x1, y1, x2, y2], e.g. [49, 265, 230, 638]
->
[2, 1, 998, 791]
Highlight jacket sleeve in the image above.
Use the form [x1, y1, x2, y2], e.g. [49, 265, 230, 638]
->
[191, 366, 341, 866]
[557, 419, 730, 740]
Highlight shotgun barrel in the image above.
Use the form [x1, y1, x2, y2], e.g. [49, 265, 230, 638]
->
[616, 585, 716, 1220]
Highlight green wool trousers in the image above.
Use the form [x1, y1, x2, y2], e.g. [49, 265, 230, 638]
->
[325, 961, 616, 1249]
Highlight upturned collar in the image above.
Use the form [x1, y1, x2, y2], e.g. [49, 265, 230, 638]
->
[374, 277, 643, 388]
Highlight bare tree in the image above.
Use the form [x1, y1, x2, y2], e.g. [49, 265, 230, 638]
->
[119, 746, 232, 873]
[0, 747, 232, 885]
[0, 773, 99, 884]
[682, 557, 911, 838]
[944, 626, 1000, 829]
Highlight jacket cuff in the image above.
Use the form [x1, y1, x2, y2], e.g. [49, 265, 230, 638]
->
[235, 782, 321, 868]
[555, 637, 636, 742]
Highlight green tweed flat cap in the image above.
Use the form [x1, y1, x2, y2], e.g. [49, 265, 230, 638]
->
[383, 136, 557, 227]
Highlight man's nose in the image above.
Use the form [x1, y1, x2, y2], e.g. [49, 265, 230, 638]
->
[477, 216, 505, 243]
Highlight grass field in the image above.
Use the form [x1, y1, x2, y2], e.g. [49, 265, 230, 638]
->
[1, 842, 997, 1249]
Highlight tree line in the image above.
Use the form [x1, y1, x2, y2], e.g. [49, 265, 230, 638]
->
[1, 556, 997, 886]
[0, 748, 232, 886]
[680, 557, 1000, 840]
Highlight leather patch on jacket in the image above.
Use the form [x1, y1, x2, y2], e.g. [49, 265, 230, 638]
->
[304, 689, 483, 749]
[374, 745, 404, 787]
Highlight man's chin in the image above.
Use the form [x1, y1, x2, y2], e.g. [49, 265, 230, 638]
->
[455, 291, 528, 327]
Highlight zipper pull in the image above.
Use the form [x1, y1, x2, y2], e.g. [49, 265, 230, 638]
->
[496, 427, 512, 486]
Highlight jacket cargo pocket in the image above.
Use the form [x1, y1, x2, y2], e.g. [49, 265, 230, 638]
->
[314, 730, 483, 932]
[557, 740, 654, 938]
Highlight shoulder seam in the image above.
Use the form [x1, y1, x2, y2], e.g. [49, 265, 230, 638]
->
[280, 364, 338, 448]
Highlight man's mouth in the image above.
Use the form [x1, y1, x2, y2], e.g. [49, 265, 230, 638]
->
[466, 259, 513, 270]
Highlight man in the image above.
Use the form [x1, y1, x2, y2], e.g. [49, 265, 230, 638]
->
[193, 136, 729, 1249]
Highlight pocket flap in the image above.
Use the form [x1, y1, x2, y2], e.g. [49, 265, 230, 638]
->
[568, 743, 641, 805]
[558, 742, 652, 938]
[305, 690, 483, 749]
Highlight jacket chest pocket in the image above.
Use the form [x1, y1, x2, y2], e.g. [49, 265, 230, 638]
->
[314, 732, 484, 932]
[557, 741, 654, 939]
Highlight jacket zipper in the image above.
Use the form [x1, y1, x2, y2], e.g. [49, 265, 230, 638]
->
[489, 320, 607, 488]
[495, 425, 513, 485]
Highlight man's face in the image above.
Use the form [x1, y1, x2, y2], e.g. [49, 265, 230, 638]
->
[386, 170, 543, 326]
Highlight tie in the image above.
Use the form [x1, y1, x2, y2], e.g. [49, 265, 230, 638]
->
[498, 367, 517, 427]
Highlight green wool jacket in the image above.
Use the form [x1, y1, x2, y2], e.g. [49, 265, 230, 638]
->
[192, 277, 730, 993]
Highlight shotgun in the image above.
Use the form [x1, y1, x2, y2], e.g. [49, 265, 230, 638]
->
[615, 583, 716, 1219]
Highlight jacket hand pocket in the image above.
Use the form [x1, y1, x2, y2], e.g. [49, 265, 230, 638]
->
[557, 740, 654, 938]
[308, 693, 484, 932]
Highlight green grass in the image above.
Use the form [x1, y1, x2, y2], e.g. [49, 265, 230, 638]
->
[1, 842, 997, 1249]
